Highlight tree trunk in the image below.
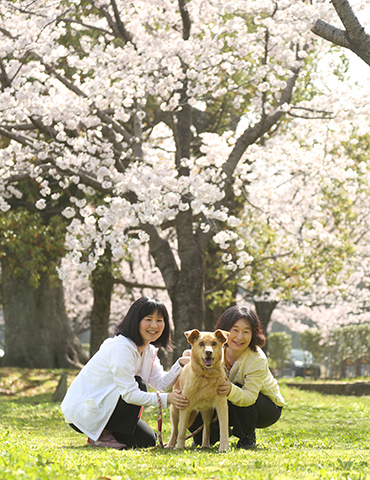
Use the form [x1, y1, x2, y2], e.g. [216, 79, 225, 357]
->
[89, 249, 114, 357]
[254, 300, 278, 345]
[204, 301, 226, 332]
[204, 242, 239, 331]
[146, 220, 206, 355]
[1, 260, 88, 368]
[170, 265, 205, 356]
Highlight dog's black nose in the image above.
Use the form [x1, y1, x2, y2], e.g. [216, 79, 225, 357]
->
[205, 349, 213, 357]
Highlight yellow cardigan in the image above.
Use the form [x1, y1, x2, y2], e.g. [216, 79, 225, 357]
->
[227, 346, 285, 408]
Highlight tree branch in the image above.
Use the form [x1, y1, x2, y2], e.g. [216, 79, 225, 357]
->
[0, 127, 34, 147]
[113, 277, 167, 290]
[108, 0, 134, 43]
[312, 0, 370, 67]
[178, 0, 191, 40]
[312, 19, 350, 48]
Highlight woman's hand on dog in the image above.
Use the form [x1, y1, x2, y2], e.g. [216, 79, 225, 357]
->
[178, 355, 190, 367]
[167, 389, 189, 409]
[217, 378, 232, 397]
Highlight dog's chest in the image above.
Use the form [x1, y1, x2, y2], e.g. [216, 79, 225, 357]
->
[182, 373, 223, 408]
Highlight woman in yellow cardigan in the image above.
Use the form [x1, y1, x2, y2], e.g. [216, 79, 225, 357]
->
[190, 305, 285, 450]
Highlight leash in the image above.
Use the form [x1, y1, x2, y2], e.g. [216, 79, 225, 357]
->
[156, 392, 208, 448]
[156, 392, 164, 447]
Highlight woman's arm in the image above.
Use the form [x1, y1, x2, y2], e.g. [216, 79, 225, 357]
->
[149, 354, 189, 392]
[227, 358, 268, 407]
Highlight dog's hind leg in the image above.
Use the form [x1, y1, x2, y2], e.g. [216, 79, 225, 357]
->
[200, 408, 214, 449]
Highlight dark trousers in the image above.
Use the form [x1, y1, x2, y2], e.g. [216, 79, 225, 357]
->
[70, 376, 156, 448]
[189, 391, 282, 445]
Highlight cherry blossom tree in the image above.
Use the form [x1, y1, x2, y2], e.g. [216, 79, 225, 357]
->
[63, 244, 170, 356]
[1, 0, 362, 354]
[0, 209, 88, 367]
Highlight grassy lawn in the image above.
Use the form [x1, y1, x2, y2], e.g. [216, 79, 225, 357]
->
[1, 368, 370, 479]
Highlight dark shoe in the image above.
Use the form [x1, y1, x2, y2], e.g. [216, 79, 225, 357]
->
[236, 432, 256, 450]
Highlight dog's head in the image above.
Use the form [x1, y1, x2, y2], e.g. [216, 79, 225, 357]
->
[184, 329, 229, 371]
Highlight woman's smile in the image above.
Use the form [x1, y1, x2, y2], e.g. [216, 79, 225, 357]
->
[139, 310, 165, 346]
[227, 319, 252, 355]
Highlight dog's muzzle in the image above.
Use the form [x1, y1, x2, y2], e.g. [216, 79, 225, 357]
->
[202, 350, 214, 367]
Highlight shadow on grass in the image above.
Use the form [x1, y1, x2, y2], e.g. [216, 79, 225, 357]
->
[0, 393, 54, 404]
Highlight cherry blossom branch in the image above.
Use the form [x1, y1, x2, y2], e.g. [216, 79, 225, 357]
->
[113, 277, 167, 290]
[0, 59, 11, 88]
[312, 0, 370, 66]
[0, 126, 34, 147]
[178, 0, 191, 40]
[57, 2, 134, 44]
[222, 69, 299, 187]
[108, 0, 134, 43]
[204, 251, 294, 296]
[138, 223, 179, 292]
[28, 52, 134, 146]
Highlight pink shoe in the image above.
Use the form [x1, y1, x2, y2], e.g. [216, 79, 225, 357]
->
[87, 430, 127, 450]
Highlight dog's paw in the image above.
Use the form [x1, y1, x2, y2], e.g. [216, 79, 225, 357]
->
[174, 441, 186, 450]
[218, 443, 229, 453]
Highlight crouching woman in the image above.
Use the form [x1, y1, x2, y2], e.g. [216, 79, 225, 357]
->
[216, 305, 285, 449]
[190, 305, 284, 449]
[61, 296, 188, 449]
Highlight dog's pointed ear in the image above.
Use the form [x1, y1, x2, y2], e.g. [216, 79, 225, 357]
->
[214, 329, 229, 344]
[185, 329, 200, 345]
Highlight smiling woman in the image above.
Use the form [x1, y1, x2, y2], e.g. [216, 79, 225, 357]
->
[190, 306, 285, 450]
[61, 297, 189, 450]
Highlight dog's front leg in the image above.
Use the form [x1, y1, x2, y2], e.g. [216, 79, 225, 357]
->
[215, 397, 229, 452]
[200, 408, 214, 449]
[176, 408, 191, 449]
[166, 404, 179, 449]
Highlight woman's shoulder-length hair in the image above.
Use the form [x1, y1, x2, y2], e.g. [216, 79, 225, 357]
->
[114, 296, 172, 349]
[215, 305, 266, 352]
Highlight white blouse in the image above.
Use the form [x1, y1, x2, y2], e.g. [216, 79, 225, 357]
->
[61, 335, 182, 440]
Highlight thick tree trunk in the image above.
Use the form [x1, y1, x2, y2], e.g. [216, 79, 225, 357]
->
[254, 300, 278, 342]
[146, 220, 206, 355]
[204, 242, 239, 331]
[204, 301, 226, 332]
[89, 249, 114, 357]
[1, 261, 88, 368]
[170, 265, 205, 356]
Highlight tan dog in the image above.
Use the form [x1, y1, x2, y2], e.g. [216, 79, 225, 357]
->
[166, 329, 229, 452]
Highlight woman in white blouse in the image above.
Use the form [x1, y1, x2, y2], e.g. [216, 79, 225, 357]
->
[61, 297, 189, 449]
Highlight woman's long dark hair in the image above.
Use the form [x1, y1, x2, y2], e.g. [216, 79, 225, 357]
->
[215, 305, 266, 352]
[114, 297, 172, 349]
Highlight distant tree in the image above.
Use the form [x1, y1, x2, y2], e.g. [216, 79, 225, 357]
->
[267, 331, 292, 377]
[0, 210, 87, 368]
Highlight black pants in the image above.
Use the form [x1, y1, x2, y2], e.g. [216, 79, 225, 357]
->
[70, 376, 156, 448]
[189, 391, 282, 445]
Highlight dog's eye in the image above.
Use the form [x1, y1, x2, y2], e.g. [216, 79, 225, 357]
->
[199, 342, 205, 347]
[212, 341, 217, 346]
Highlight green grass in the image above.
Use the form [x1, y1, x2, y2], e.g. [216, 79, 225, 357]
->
[1, 369, 370, 479]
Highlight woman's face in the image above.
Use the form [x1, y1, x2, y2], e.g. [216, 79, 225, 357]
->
[139, 309, 165, 346]
[227, 318, 252, 355]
